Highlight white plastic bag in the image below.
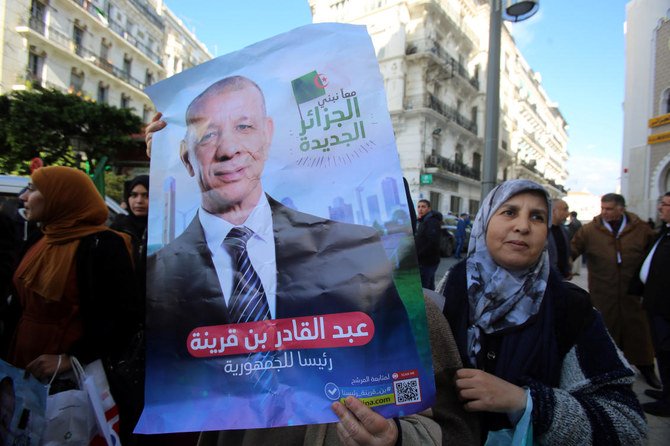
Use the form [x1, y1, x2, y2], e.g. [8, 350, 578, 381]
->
[41, 358, 121, 446]
[84, 359, 121, 446]
[42, 358, 96, 446]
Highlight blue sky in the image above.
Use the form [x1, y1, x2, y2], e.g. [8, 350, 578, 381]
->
[509, 0, 628, 195]
[163, 0, 628, 195]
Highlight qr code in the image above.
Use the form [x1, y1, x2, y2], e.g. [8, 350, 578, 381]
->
[393, 378, 421, 405]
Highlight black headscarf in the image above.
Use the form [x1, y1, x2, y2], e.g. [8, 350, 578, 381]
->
[111, 175, 149, 250]
[125, 175, 149, 212]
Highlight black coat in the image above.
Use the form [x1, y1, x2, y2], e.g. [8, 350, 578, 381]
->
[641, 225, 670, 320]
[110, 213, 148, 299]
[415, 210, 442, 266]
[443, 261, 595, 437]
[3, 230, 140, 364]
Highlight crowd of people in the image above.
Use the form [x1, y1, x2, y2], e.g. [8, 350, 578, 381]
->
[0, 106, 665, 445]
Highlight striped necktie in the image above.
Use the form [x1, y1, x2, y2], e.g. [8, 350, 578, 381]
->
[224, 226, 275, 393]
[224, 226, 270, 323]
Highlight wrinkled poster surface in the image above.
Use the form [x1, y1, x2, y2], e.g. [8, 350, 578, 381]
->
[137, 23, 435, 433]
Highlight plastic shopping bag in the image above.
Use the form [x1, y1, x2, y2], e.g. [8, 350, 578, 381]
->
[84, 360, 121, 446]
[42, 358, 121, 446]
[42, 358, 96, 446]
[484, 389, 534, 446]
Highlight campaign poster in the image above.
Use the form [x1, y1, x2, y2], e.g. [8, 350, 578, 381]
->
[0, 359, 47, 445]
[137, 23, 435, 433]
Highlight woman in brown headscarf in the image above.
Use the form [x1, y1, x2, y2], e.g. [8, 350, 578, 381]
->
[6, 166, 139, 387]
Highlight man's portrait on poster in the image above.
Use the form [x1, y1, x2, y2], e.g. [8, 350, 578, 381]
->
[142, 74, 424, 430]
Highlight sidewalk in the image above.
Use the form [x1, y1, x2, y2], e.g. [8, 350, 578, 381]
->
[569, 267, 669, 445]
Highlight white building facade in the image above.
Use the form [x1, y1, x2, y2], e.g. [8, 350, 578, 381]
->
[0, 0, 210, 123]
[308, 0, 568, 216]
[622, 0, 670, 221]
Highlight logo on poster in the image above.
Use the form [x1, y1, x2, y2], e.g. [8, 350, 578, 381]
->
[315, 73, 329, 89]
[290, 70, 375, 166]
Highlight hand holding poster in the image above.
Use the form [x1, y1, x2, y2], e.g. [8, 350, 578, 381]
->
[137, 23, 435, 434]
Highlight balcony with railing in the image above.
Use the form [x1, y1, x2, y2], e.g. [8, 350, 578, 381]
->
[514, 157, 567, 193]
[27, 16, 46, 35]
[425, 154, 481, 181]
[428, 94, 478, 135]
[546, 178, 567, 194]
[19, 17, 146, 91]
[70, 0, 164, 66]
[406, 39, 479, 90]
[519, 159, 540, 174]
[17, 70, 68, 93]
[433, 43, 479, 90]
[437, 0, 480, 48]
[127, 0, 164, 30]
[19, 70, 43, 88]
[107, 17, 163, 66]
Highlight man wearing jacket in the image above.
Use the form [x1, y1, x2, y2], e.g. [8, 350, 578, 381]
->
[571, 193, 660, 389]
[454, 213, 470, 260]
[638, 192, 670, 417]
[548, 198, 572, 278]
[415, 200, 442, 290]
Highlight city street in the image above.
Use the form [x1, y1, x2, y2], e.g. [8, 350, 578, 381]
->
[434, 256, 670, 444]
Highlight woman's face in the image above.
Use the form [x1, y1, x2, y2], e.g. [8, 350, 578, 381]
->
[485, 191, 548, 271]
[128, 184, 149, 217]
[19, 183, 45, 221]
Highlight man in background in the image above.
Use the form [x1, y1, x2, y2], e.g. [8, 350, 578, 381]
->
[572, 193, 660, 389]
[567, 211, 583, 276]
[454, 213, 470, 260]
[548, 199, 571, 278]
[636, 192, 670, 417]
[415, 199, 442, 290]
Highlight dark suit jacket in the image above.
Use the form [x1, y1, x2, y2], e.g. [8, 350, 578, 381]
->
[548, 224, 571, 278]
[139, 196, 429, 432]
[640, 225, 670, 320]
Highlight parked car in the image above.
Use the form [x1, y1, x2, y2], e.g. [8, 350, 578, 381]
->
[439, 225, 455, 257]
[0, 174, 127, 229]
[439, 220, 455, 257]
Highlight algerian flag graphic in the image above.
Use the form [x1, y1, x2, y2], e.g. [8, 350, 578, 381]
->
[291, 70, 326, 105]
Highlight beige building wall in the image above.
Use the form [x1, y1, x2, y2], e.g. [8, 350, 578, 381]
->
[649, 19, 670, 223]
[565, 190, 601, 223]
[0, 0, 210, 124]
[308, 0, 568, 216]
[622, 0, 670, 219]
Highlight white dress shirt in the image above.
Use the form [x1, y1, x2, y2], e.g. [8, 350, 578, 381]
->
[639, 223, 668, 284]
[198, 194, 278, 318]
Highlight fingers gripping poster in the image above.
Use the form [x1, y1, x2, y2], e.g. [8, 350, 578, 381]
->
[137, 23, 435, 433]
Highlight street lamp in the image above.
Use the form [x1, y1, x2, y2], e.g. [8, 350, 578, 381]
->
[481, 0, 539, 201]
[503, 0, 539, 22]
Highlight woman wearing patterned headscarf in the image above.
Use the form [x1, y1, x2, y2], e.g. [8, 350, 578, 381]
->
[4, 166, 139, 437]
[440, 179, 646, 444]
